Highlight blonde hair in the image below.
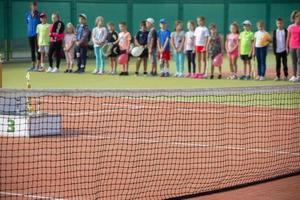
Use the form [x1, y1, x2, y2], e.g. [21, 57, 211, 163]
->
[256, 20, 264, 27]
[95, 16, 104, 27]
[66, 22, 75, 34]
[290, 10, 300, 22]
[188, 20, 195, 30]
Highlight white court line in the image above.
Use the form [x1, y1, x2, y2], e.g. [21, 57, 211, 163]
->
[0, 191, 65, 200]
[79, 134, 300, 157]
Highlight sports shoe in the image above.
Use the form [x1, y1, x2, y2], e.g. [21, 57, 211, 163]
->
[174, 73, 179, 77]
[239, 75, 246, 80]
[68, 69, 73, 73]
[135, 72, 139, 76]
[38, 67, 45, 72]
[51, 67, 58, 73]
[165, 72, 170, 77]
[124, 71, 129, 76]
[191, 73, 198, 78]
[210, 75, 214, 79]
[255, 76, 260, 80]
[143, 72, 148, 76]
[185, 73, 191, 78]
[259, 76, 265, 81]
[97, 71, 104, 75]
[218, 75, 222, 79]
[92, 69, 99, 74]
[46, 67, 52, 73]
[64, 69, 69, 73]
[245, 75, 251, 80]
[289, 76, 297, 82]
[119, 72, 125, 76]
[274, 77, 280, 81]
[178, 73, 184, 78]
[283, 76, 288, 81]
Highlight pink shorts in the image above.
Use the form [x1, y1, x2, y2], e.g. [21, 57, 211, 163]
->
[227, 51, 239, 59]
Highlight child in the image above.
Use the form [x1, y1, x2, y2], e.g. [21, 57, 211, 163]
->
[239, 20, 254, 80]
[36, 12, 49, 72]
[92, 16, 107, 75]
[146, 18, 157, 76]
[253, 21, 271, 81]
[117, 22, 131, 76]
[63, 23, 76, 73]
[194, 16, 209, 78]
[287, 10, 300, 82]
[225, 22, 239, 79]
[47, 12, 65, 73]
[134, 20, 149, 76]
[74, 14, 90, 73]
[185, 20, 196, 78]
[171, 20, 185, 77]
[157, 18, 171, 77]
[207, 23, 222, 79]
[106, 22, 119, 75]
[273, 18, 288, 81]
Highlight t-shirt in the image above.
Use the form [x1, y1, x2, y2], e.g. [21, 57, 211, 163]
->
[194, 26, 209, 46]
[118, 31, 131, 50]
[36, 23, 50, 46]
[25, 11, 40, 37]
[64, 33, 76, 50]
[157, 29, 171, 51]
[135, 30, 149, 46]
[239, 31, 254, 55]
[171, 31, 185, 50]
[254, 30, 270, 48]
[185, 31, 195, 51]
[276, 29, 286, 53]
[107, 31, 118, 43]
[147, 28, 157, 50]
[92, 27, 108, 47]
[209, 33, 222, 57]
[226, 33, 239, 53]
[288, 24, 300, 49]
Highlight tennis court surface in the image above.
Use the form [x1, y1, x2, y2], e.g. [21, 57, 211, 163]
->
[0, 86, 300, 199]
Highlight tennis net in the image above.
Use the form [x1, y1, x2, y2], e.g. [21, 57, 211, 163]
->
[0, 85, 300, 199]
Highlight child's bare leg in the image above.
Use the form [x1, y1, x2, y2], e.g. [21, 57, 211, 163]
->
[197, 53, 202, 73]
[233, 57, 238, 74]
[229, 58, 234, 75]
[143, 58, 147, 73]
[243, 61, 247, 75]
[202, 52, 207, 74]
[219, 66, 222, 75]
[136, 58, 141, 73]
[248, 60, 252, 76]
[211, 65, 214, 76]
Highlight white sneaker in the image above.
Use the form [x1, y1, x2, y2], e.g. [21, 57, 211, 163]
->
[174, 73, 179, 77]
[46, 67, 52, 73]
[255, 76, 260, 80]
[178, 73, 184, 78]
[289, 76, 297, 82]
[92, 69, 99, 74]
[97, 71, 103, 75]
[259, 76, 265, 81]
[51, 67, 58, 73]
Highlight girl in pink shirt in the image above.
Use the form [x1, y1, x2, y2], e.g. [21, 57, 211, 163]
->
[117, 22, 132, 76]
[63, 23, 76, 73]
[287, 10, 300, 82]
[225, 22, 239, 79]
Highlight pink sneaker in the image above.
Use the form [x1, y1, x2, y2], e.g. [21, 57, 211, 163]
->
[196, 73, 204, 79]
[185, 73, 191, 78]
[191, 73, 198, 78]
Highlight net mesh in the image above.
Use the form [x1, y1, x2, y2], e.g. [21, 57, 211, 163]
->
[0, 86, 300, 199]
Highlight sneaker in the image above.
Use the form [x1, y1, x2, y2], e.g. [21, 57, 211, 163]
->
[124, 71, 129, 76]
[160, 72, 165, 77]
[218, 75, 222, 79]
[274, 77, 280, 81]
[245, 75, 251, 80]
[135, 72, 139, 76]
[174, 73, 179, 77]
[289, 76, 297, 82]
[38, 67, 45, 72]
[283, 76, 288, 81]
[210, 75, 214, 79]
[185, 73, 191, 78]
[239, 75, 246, 80]
[191, 73, 198, 78]
[232, 75, 238, 80]
[178, 73, 184, 78]
[46, 67, 52, 73]
[64, 69, 69, 73]
[97, 71, 104, 75]
[51, 67, 58, 73]
[165, 72, 170, 77]
[196, 73, 204, 79]
[227, 75, 233, 80]
[143, 72, 148, 76]
[69, 69, 73, 73]
[27, 66, 36, 71]
[259, 76, 265, 81]
[119, 72, 125, 76]
[92, 69, 99, 74]
[74, 69, 81, 73]
[255, 76, 260, 80]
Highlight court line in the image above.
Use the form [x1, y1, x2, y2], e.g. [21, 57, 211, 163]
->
[0, 191, 65, 200]
[79, 134, 300, 157]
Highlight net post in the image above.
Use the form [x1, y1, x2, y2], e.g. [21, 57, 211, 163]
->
[0, 53, 2, 88]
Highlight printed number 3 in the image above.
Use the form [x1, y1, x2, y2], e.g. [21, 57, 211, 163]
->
[7, 118, 15, 132]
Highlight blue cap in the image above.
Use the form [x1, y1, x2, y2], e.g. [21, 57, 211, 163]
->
[159, 18, 167, 24]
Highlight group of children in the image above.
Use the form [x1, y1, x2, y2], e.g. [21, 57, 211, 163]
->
[27, 1, 300, 82]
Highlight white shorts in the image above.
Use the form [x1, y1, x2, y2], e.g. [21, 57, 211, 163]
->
[38, 45, 49, 53]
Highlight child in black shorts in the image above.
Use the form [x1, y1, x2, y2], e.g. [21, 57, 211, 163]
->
[134, 21, 149, 76]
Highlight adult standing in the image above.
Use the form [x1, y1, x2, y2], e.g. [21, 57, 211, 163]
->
[146, 18, 157, 76]
[26, 1, 40, 71]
